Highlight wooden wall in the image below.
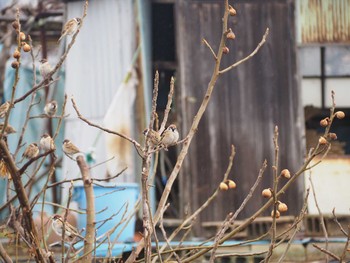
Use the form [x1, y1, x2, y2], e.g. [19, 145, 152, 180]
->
[176, 0, 305, 223]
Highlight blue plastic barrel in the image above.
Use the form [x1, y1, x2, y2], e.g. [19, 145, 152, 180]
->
[73, 183, 139, 242]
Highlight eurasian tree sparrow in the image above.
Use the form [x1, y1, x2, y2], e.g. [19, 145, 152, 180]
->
[39, 59, 53, 81]
[22, 143, 39, 159]
[51, 214, 84, 240]
[143, 128, 161, 146]
[44, 100, 58, 117]
[160, 124, 179, 147]
[0, 123, 16, 134]
[40, 133, 55, 151]
[62, 139, 80, 156]
[58, 17, 82, 42]
[0, 101, 10, 118]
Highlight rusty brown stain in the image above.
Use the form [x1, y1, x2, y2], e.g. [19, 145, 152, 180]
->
[300, 0, 350, 43]
[106, 125, 132, 163]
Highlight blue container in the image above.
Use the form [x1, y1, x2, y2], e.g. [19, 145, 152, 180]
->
[73, 183, 139, 242]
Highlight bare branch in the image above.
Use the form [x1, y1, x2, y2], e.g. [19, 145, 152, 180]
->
[219, 28, 269, 74]
[202, 38, 217, 60]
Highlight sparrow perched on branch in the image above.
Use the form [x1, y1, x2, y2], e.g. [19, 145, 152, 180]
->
[143, 128, 161, 146]
[44, 100, 57, 117]
[40, 133, 55, 151]
[58, 17, 82, 42]
[51, 214, 84, 240]
[22, 143, 39, 160]
[0, 123, 16, 134]
[39, 59, 53, 81]
[62, 139, 80, 156]
[160, 124, 179, 148]
[0, 101, 10, 118]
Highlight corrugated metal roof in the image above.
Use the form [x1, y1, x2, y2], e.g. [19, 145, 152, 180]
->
[299, 0, 350, 43]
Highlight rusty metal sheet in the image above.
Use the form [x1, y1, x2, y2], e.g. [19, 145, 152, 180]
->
[300, 0, 350, 43]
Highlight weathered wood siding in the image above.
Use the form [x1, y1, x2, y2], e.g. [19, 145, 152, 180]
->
[176, 0, 305, 222]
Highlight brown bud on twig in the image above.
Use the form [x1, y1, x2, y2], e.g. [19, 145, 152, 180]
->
[335, 111, 345, 119]
[271, 210, 280, 218]
[19, 32, 26, 41]
[280, 169, 291, 179]
[223, 46, 229, 54]
[278, 202, 288, 212]
[227, 31, 236, 40]
[319, 136, 327, 145]
[228, 5, 237, 16]
[219, 182, 229, 191]
[22, 43, 31, 52]
[12, 21, 19, 30]
[13, 49, 21, 59]
[262, 188, 272, 198]
[328, 133, 337, 140]
[227, 179, 236, 189]
[319, 118, 329, 127]
[11, 61, 19, 69]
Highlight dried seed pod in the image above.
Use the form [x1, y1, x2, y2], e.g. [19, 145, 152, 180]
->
[219, 182, 229, 191]
[223, 46, 229, 54]
[22, 43, 31, 52]
[19, 32, 26, 41]
[13, 49, 21, 59]
[227, 31, 236, 40]
[280, 169, 291, 179]
[11, 61, 19, 69]
[228, 5, 237, 16]
[12, 21, 19, 30]
[328, 133, 337, 140]
[262, 188, 272, 198]
[319, 118, 328, 127]
[271, 210, 280, 219]
[319, 136, 327, 145]
[335, 111, 345, 119]
[278, 202, 288, 212]
[227, 179, 236, 189]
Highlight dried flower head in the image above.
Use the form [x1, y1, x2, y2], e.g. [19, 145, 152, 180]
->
[335, 111, 345, 119]
[219, 182, 229, 191]
[319, 118, 328, 127]
[318, 136, 327, 145]
[19, 32, 26, 41]
[280, 169, 291, 179]
[11, 61, 19, 69]
[22, 43, 31, 52]
[271, 210, 280, 218]
[12, 21, 19, 30]
[278, 202, 288, 212]
[13, 49, 21, 59]
[227, 31, 236, 40]
[227, 179, 236, 189]
[228, 5, 237, 16]
[328, 133, 337, 140]
[262, 188, 272, 198]
[223, 46, 230, 54]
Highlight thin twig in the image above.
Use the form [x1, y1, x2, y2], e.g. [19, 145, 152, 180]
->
[264, 126, 280, 263]
[312, 243, 340, 261]
[202, 38, 217, 60]
[219, 28, 269, 74]
[277, 188, 310, 263]
[158, 76, 175, 135]
[210, 159, 267, 261]
[71, 97, 143, 157]
[309, 171, 329, 262]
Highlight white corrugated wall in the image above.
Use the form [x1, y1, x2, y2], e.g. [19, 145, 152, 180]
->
[63, 0, 137, 183]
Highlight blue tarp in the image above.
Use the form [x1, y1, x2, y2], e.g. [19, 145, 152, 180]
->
[0, 62, 65, 218]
